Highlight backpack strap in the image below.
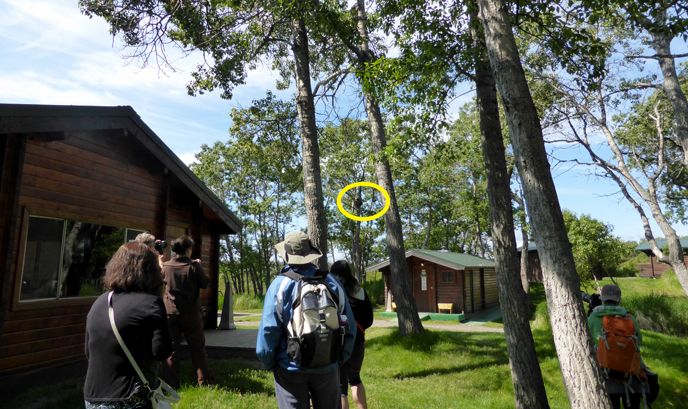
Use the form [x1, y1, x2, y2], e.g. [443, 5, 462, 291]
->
[279, 268, 345, 314]
[282, 270, 305, 281]
[275, 272, 300, 321]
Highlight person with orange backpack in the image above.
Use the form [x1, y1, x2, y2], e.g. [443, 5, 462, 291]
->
[588, 284, 655, 409]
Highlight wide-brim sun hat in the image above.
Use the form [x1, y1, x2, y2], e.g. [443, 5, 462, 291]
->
[275, 231, 323, 265]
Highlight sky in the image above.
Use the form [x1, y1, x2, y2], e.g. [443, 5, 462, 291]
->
[2, 0, 687, 245]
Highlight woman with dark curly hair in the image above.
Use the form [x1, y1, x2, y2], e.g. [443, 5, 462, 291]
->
[331, 260, 374, 409]
[162, 236, 214, 388]
[84, 241, 171, 409]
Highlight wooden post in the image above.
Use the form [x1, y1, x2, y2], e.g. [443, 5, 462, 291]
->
[218, 281, 236, 330]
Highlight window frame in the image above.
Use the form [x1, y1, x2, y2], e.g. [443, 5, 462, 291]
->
[12, 208, 152, 311]
[441, 270, 455, 283]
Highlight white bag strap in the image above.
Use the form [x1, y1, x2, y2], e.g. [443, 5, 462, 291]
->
[108, 291, 152, 391]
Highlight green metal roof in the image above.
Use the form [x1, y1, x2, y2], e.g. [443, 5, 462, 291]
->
[635, 239, 688, 252]
[516, 242, 538, 252]
[365, 248, 495, 272]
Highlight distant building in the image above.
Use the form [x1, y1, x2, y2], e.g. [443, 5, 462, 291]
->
[516, 242, 543, 282]
[635, 239, 688, 278]
[365, 249, 499, 316]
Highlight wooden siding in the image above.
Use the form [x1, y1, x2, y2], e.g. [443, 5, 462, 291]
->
[0, 135, 26, 344]
[464, 270, 473, 313]
[1, 132, 165, 376]
[483, 269, 499, 309]
[472, 269, 483, 311]
[436, 269, 462, 313]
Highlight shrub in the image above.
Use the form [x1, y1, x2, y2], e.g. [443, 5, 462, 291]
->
[362, 277, 385, 306]
[622, 293, 688, 337]
[233, 293, 265, 310]
[607, 265, 638, 278]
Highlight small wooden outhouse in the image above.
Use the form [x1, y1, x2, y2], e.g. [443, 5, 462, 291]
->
[366, 249, 499, 316]
[0, 104, 241, 378]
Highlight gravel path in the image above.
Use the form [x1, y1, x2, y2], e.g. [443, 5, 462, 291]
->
[232, 314, 505, 333]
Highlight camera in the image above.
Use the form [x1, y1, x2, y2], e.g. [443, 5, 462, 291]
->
[154, 240, 168, 255]
[581, 291, 602, 316]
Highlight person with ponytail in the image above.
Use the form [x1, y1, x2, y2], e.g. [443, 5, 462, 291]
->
[331, 260, 374, 409]
[161, 236, 214, 388]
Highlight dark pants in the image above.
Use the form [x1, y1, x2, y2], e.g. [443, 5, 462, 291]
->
[609, 393, 643, 409]
[340, 342, 365, 396]
[274, 365, 341, 409]
[163, 312, 214, 388]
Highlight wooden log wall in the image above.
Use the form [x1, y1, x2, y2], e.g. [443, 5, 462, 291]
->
[0, 132, 165, 376]
[436, 269, 462, 311]
[483, 269, 500, 309]
[464, 270, 473, 313]
[0, 135, 26, 344]
[472, 269, 483, 311]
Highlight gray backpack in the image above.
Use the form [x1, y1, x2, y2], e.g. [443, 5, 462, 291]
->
[281, 270, 346, 367]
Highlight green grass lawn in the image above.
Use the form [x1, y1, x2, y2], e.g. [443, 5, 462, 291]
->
[5, 325, 687, 409]
[5, 275, 687, 409]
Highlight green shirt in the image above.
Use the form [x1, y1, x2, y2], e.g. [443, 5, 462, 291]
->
[587, 304, 642, 347]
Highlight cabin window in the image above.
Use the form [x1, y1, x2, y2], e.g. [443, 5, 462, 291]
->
[442, 271, 454, 283]
[19, 216, 135, 302]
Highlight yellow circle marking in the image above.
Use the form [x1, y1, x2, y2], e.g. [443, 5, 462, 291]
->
[336, 182, 390, 221]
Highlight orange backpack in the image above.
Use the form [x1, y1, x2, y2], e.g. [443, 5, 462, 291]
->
[597, 314, 644, 377]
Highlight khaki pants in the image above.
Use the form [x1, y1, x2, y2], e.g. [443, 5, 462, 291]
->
[163, 311, 214, 387]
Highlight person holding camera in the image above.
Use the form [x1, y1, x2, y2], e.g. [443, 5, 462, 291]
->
[161, 236, 215, 388]
[135, 232, 166, 268]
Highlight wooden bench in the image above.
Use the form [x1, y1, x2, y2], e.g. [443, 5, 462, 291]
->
[437, 303, 454, 314]
[391, 302, 397, 312]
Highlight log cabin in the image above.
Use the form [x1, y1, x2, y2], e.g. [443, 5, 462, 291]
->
[366, 249, 499, 316]
[516, 242, 543, 282]
[0, 104, 241, 379]
[635, 239, 688, 278]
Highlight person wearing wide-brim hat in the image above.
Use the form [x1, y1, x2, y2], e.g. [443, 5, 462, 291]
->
[274, 231, 324, 265]
[257, 231, 357, 409]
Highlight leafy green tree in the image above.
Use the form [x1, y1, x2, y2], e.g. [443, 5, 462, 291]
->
[562, 210, 633, 285]
[79, 0, 346, 270]
[192, 92, 302, 296]
[476, 0, 611, 406]
[319, 118, 385, 280]
[362, 0, 550, 405]
[522, 11, 688, 297]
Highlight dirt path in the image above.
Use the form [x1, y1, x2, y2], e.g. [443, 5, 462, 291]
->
[233, 314, 505, 333]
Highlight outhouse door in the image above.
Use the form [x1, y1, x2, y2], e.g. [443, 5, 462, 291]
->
[413, 263, 435, 312]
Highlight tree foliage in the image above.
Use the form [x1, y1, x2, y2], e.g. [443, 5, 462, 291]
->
[562, 210, 633, 284]
[191, 92, 302, 296]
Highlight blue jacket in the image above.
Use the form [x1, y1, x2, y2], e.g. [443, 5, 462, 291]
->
[256, 263, 356, 372]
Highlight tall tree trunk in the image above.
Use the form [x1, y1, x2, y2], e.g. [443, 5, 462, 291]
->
[471, 9, 549, 408]
[476, 1, 611, 407]
[292, 18, 329, 270]
[422, 204, 432, 249]
[520, 227, 530, 294]
[355, 0, 423, 336]
[635, 9, 688, 169]
[513, 193, 531, 294]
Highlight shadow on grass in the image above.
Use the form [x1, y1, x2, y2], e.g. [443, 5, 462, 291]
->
[392, 358, 508, 380]
[367, 328, 507, 354]
[366, 329, 508, 362]
[179, 360, 275, 396]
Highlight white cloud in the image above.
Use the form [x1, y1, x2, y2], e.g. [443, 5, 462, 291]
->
[178, 152, 199, 166]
